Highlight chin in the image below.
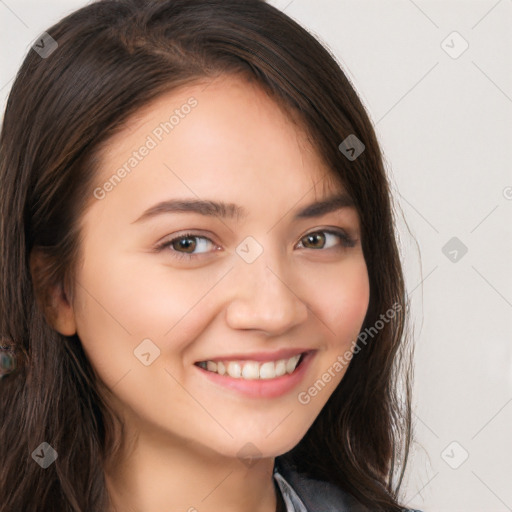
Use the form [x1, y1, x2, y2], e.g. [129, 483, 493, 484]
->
[210, 430, 305, 463]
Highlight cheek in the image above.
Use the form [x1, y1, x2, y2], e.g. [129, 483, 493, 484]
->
[71, 253, 219, 430]
[71, 248, 225, 381]
[314, 256, 370, 349]
[294, 258, 369, 412]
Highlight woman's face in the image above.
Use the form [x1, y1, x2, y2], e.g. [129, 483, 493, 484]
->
[61, 74, 370, 460]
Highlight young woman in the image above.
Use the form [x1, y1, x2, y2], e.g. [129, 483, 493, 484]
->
[0, 1, 422, 511]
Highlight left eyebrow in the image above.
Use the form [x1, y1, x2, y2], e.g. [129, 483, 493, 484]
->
[131, 193, 355, 224]
[294, 193, 355, 218]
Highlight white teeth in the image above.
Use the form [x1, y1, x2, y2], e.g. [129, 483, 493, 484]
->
[226, 362, 241, 378]
[274, 359, 287, 377]
[242, 361, 260, 379]
[286, 355, 301, 374]
[198, 353, 304, 380]
[217, 361, 226, 376]
[259, 361, 276, 379]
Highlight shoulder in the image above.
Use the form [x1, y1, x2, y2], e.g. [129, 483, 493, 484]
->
[274, 456, 423, 512]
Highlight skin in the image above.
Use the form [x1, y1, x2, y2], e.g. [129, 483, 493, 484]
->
[45, 74, 370, 512]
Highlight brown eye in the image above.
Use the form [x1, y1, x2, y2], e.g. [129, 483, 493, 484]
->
[302, 232, 326, 249]
[171, 235, 197, 253]
[156, 233, 217, 260]
[298, 229, 356, 250]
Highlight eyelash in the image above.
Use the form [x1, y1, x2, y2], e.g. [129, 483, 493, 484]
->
[155, 229, 357, 261]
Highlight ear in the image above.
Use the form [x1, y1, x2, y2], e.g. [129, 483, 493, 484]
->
[29, 248, 77, 336]
[47, 282, 77, 336]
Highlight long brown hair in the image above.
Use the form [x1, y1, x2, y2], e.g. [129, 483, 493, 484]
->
[0, 1, 414, 510]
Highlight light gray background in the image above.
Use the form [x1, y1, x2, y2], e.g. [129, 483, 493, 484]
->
[1, 1, 511, 511]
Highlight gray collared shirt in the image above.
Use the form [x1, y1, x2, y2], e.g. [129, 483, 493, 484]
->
[274, 469, 308, 512]
[273, 457, 423, 512]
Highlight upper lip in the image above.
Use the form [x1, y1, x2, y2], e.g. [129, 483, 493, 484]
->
[195, 348, 313, 363]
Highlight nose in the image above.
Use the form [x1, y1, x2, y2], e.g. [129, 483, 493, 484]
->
[224, 248, 309, 335]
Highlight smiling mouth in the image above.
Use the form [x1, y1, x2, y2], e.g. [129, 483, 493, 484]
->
[194, 352, 308, 380]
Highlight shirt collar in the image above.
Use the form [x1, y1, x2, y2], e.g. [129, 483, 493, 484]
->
[273, 461, 309, 512]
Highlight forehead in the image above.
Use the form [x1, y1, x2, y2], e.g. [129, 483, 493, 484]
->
[89, 74, 346, 215]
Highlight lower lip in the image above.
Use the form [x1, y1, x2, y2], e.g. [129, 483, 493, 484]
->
[194, 351, 315, 399]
